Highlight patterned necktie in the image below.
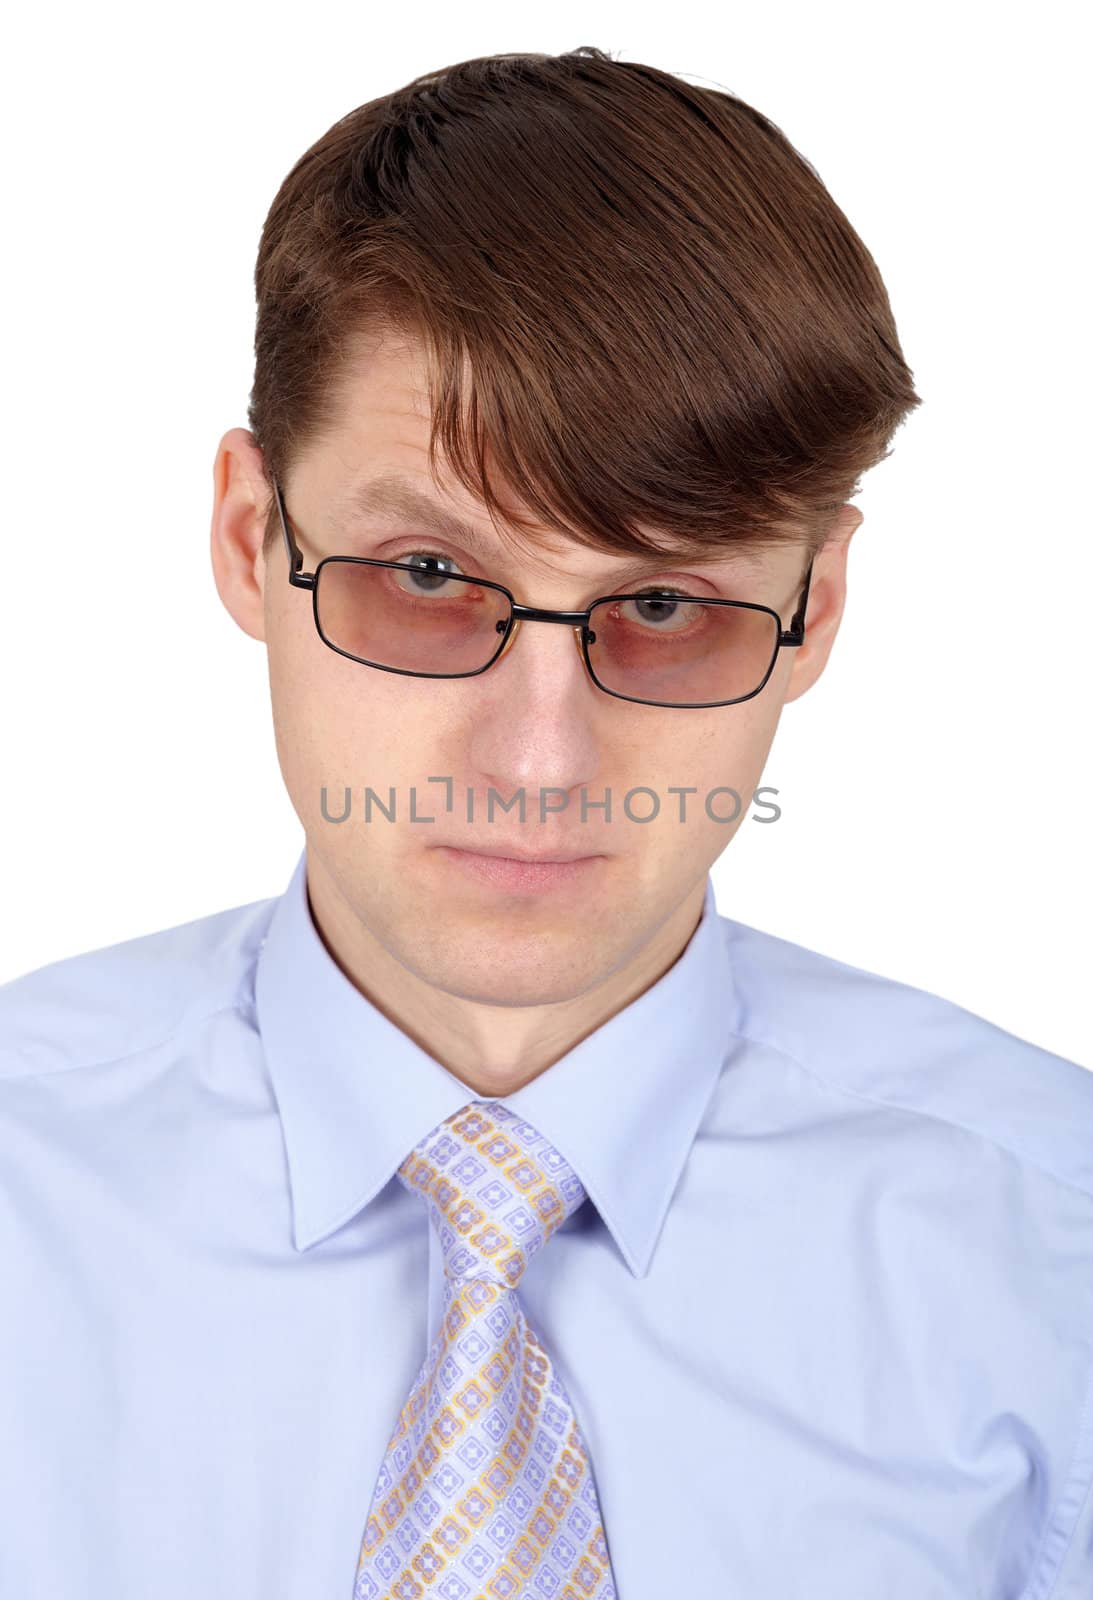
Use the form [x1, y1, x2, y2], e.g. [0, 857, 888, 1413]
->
[353, 1099, 619, 1600]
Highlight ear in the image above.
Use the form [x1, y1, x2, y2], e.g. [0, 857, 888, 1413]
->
[782, 502, 864, 705]
[210, 427, 271, 644]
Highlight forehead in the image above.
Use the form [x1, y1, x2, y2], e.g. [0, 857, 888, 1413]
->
[320, 328, 782, 583]
[328, 466, 781, 589]
[331, 467, 570, 563]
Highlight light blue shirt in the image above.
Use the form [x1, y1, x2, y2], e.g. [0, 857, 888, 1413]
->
[2, 845, 1092, 1599]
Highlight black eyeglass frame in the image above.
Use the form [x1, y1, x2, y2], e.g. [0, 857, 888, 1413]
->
[271, 475, 814, 710]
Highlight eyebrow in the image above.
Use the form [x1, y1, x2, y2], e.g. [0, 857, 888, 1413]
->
[332, 469, 769, 579]
[333, 471, 500, 556]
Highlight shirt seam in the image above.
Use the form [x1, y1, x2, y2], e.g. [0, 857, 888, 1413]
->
[724, 1021, 1093, 1210]
[0, 990, 258, 1084]
[1016, 1282, 1093, 1598]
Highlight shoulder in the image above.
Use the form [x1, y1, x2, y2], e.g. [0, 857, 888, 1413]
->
[717, 912, 1093, 1201]
[0, 887, 281, 1083]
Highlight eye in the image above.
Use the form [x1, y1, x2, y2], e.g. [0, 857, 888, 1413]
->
[388, 549, 466, 595]
[614, 587, 709, 632]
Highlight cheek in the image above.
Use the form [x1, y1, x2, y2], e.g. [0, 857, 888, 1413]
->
[709, 696, 783, 781]
[650, 702, 782, 845]
[630, 699, 779, 796]
[269, 655, 453, 835]
[265, 640, 362, 825]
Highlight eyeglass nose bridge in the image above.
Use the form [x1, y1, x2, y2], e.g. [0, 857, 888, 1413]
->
[493, 602, 597, 669]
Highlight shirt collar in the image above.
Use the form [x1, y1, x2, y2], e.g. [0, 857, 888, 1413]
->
[254, 846, 740, 1278]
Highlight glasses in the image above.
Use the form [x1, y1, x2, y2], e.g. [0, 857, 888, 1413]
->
[272, 476, 813, 710]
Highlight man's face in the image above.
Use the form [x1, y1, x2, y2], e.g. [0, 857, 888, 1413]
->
[213, 330, 857, 1011]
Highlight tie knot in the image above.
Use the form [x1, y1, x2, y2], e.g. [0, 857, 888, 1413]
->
[396, 1101, 586, 1289]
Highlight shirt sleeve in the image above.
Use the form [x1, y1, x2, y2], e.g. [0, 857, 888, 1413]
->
[1022, 1317, 1093, 1598]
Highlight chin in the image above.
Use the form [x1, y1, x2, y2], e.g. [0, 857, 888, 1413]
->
[411, 932, 600, 999]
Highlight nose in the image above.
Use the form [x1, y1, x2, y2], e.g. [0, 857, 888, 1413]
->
[469, 614, 605, 806]
[493, 617, 592, 674]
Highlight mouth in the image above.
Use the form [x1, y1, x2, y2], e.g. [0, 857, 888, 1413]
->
[436, 843, 600, 864]
[432, 845, 606, 893]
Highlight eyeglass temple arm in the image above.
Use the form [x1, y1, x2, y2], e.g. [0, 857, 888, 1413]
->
[273, 475, 316, 590]
[781, 556, 814, 646]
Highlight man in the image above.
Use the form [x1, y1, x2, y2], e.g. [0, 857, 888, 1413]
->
[2, 44, 1091, 1600]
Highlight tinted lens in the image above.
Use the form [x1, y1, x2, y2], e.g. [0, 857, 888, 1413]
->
[586, 592, 779, 706]
[316, 559, 511, 674]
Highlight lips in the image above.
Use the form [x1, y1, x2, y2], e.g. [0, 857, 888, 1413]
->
[435, 843, 601, 863]
[435, 832, 608, 857]
[435, 846, 605, 894]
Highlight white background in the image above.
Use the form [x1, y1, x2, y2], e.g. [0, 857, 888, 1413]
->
[1, 2, 1089, 1066]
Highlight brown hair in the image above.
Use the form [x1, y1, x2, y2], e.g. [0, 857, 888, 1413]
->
[247, 45, 922, 563]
